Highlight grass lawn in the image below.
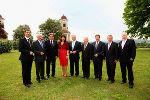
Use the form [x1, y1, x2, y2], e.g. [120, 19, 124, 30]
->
[0, 49, 150, 100]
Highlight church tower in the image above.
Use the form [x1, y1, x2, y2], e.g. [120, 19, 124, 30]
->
[59, 14, 70, 41]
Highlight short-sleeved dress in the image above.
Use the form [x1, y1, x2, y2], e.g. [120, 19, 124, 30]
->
[58, 42, 69, 66]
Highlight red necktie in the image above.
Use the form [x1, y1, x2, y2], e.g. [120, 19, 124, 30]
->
[84, 44, 86, 50]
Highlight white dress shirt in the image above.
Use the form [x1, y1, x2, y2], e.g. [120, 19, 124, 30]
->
[121, 39, 127, 49]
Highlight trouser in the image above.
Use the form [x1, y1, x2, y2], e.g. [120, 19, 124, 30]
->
[46, 58, 56, 76]
[21, 61, 32, 85]
[70, 59, 79, 76]
[35, 61, 45, 80]
[120, 61, 134, 85]
[93, 61, 103, 79]
[82, 61, 90, 78]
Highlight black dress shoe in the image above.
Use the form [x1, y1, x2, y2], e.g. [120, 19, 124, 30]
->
[41, 77, 47, 80]
[52, 75, 56, 78]
[111, 80, 115, 84]
[75, 75, 79, 77]
[129, 84, 133, 88]
[37, 80, 40, 83]
[120, 81, 127, 84]
[99, 78, 102, 81]
[29, 82, 33, 85]
[46, 76, 50, 79]
[25, 84, 30, 88]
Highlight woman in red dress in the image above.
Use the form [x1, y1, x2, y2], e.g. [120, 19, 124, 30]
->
[58, 35, 69, 77]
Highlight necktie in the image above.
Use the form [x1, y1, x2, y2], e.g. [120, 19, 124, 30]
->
[108, 43, 111, 50]
[84, 44, 86, 50]
[27, 39, 31, 46]
[95, 42, 98, 49]
[72, 41, 74, 51]
[40, 41, 43, 48]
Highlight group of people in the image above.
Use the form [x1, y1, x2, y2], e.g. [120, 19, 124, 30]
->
[19, 29, 136, 89]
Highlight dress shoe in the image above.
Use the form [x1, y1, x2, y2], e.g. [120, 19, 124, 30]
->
[37, 80, 40, 83]
[120, 81, 126, 84]
[82, 76, 85, 78]
[25, 84, 30, 88]
[99, 78, 102, 81]
[29, 82, 33, 85]
[129, 84, 134, 88]
[46, 76, 50, 79]
[75, 75, 79, 77]
[106, 78, 111, 81]
[41, 77, 47, 80]
[52, 75, 56, 78]
[110, 80, 115, 84]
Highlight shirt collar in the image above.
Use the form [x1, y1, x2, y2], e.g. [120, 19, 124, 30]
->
[25, 36, 30, 40]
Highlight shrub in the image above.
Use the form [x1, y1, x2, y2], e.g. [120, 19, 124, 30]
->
[12, 40, 19, 50]
[0, 40, 13, 54]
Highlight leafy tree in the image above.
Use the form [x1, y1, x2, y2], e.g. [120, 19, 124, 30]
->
[39, 18, 63, 40]
[123, 0, 150, 39]
[13, 24, 33, 40]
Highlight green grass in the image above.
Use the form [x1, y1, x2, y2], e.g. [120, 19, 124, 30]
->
[0, 49, 150, 100]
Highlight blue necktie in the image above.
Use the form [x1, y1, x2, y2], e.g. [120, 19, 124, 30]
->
[72, 42, 74, 51]
[40, 41, 43, 48]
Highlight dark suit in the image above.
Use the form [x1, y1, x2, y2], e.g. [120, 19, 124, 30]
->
[92, 41, 105, 79]
[81, 43, 93, 78]
[19, 37, 34, 85]
[32, 40, 46, 80]
[106, 42, 118, 82]
[45, 40, 58, 77]
[119, 39, 136, 85]
[69, 41, 81, 76]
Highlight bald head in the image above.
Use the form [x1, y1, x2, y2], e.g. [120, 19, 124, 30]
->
[122, 32, 127, 40]
[37, 34, 43, 41]
[71, 35, 76, 41]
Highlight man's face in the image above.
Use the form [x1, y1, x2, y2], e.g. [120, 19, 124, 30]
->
[71, 35, 76, 41]
[37, 35, 42, 41]
[49, 35, 54, 40]
[107, 36, 113, 42]
[95, 36, 100, 42]
[84, 38, 88, 43]
[24, 31, 31, 38]
[122, 33, 127, 40]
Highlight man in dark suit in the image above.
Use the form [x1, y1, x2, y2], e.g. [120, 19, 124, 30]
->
[105, 35, 118, 83]
[19, 29, 34, 88]
[45, 33, 58, 78]
[92, 34, 105, 81]
[81, 37, 93, 79]
[69, 35, 81, 77]
[32, 34, 46, 83]
[119, 32, 136, 88]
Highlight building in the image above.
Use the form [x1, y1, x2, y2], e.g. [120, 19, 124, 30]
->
[59, 14, 71, 41]
[0, 14, 8, 40]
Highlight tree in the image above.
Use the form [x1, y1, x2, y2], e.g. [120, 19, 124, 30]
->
[13, 24, 33, 40]
[0, 23, 7, 39]
[123, 0, 150, 39]
[39, 18, 63, 40]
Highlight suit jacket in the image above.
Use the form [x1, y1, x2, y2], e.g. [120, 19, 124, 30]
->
[106, 42, 118, 62]
[45, 40, 58, 60]
[81, 43, 93, 62]
[32, 40, 46, 62]
[19, 37, 34, 62]
[92, 41, 105, 62]
[69, 41, 81, 60]
[119, 39, 136, 63]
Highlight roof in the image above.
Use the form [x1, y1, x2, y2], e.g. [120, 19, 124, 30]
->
[61, 29, 70, 33]
[61, 14, 67, 19]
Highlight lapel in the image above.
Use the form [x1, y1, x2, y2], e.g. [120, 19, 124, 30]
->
[108, 42, 113, 51]
[121, 39, 128, 50]
[24, 37, 31, 47]
[36, 40, 43, 49]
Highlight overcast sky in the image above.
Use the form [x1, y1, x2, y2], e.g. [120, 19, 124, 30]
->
[0, 0, 127, 42]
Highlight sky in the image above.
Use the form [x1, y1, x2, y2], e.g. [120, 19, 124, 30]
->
[0, 0, 127, 42]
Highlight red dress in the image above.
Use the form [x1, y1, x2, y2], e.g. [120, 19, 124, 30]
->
[58, 42, 69, 66]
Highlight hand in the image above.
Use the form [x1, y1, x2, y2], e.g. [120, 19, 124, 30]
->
[30, 51, 33, 55]
[90, 60, 93, 63]
[94, 54, 98, 57]
[73, 51, 77, 54]
[55, 56, 58, 59]
[114, 60, 118, 63]
[40, 52, 44, 55]
[130, 58, 134, 61]
[70, 51, 73, 54]
[66, 55, 68, 59]
[103, 59, 106, 62]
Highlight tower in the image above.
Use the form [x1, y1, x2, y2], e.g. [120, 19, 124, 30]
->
[59, 14, 70, 41]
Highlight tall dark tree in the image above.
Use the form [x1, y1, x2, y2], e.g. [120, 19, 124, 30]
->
[123, 0, 150, 39]
[39, 18, 63, 40]
[0, 23, 7, 39]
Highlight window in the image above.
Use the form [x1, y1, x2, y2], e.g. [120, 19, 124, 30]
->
[63, 24, 66, 27]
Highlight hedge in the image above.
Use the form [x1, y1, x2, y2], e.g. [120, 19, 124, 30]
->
[0, 40, 13, 54]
